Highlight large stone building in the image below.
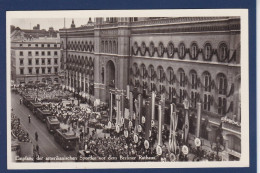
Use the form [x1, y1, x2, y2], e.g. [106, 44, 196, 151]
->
[11, 35, 61, 84]
[59, 17, 241, 160]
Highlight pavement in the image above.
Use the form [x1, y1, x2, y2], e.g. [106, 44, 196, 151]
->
[11, 92, 77, 159]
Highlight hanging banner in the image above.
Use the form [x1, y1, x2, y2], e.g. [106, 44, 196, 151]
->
[127, 85, 130, 99]
[169, 103, 178, 153]
[183, 109, 190, 143]
[145, 99, 151, 140]
[129, 92, 133, 120]
[161, 94, 165, 128]
[138, 94, 143, 125]
[196, 102, 202, 137]
[151, 92, 156, 120]
[158, 104, 162, 146]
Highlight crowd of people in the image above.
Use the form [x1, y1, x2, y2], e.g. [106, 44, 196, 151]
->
[11, 113, 30, 142]
[13, 84, 225, 162]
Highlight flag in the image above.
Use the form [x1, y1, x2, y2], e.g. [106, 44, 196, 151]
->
[183, 110, 189, 143]
[145, 100, 151, 140]
[169, 103, 178, 153]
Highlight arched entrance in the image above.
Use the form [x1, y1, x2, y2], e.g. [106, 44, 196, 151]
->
[106, 60, 116, 102]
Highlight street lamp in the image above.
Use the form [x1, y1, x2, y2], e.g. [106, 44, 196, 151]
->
[210, 136, 225, 160]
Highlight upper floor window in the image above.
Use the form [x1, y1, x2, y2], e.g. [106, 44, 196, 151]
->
[178, 43, 185, 59]
[169, 68, 174, 85]
[41, 51, 45, 56]
[157, 42, 164, 57]
[35, 59, 39, 65]
[28, 59, 32, 65]
[47, 44, 50, 48]
[140, 42, 146, 55]
[191, 71, 197, 89]
[19, 51, 23, 56]
[54, 58, 58, 64]
[35, 44, 38, 47]
[28, 51, 32, 56]
[218, 73, 227, 95]
[54, 44, 57, 48]
[179, 69, 185, 87]
[47, 59, 51, 65]
[204, 72, 211, 92]
[35, 51, 39, 56]
[191, 43, 198, 59]
[19, 44, 23, 47]
[28, 44, 31, 47]
[28, 68, 32, 74]
[20, 59, 24, 65]
[47, 51, 51, 56]
[167, 42, 174, 57]
[204, 43, 212, 60]
[41, 44, 44, 47]
[54, 51, 58, 56]
[218, 43, 228, 62]
[20, 68, 24, 75]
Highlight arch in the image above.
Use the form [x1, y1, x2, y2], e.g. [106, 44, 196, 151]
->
[109, 40, 112, 53]
[157, 42, 164, 57]
[105, 41, 108, 53]
[178, 42, 186, 59]
[216, 73, 227, 95]
[218, 42, 228, 62]
[133, 42, 138, 55]
[166, 66, 174, 85]
[167, 42, 174, 58]
[113, 40, 117, 54]
[106, 60, 116, 88]
[140, 42, 146, 55]
[203, 42, 213, 60]
[190, 42, 199, 60]
[85, 41, 88, 51]
[149, 41, 155, 57]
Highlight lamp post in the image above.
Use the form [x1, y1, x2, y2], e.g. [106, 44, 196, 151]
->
[210, 136, 225, 160]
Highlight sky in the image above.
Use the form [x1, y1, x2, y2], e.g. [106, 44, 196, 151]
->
[11, 18, 91, 30]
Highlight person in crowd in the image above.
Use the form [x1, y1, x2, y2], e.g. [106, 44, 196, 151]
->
[35, 131, 38, 141]
[28, 115, 31, 123]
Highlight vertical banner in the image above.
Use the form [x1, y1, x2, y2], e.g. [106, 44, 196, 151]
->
[129, 92, 133, 121]
[138, 94, 143, 124]
[121, 93, 124, 120]
[151, 92, 155, 120]
[183, 109, 190, 143]
[134, 99, 139, 127]
[145, 99, 151, 140]
[169, 104, 178, 153]
[110, 92, 113, 122]
[196, 102, 201, 137]
[161, 94, 165, 129]
[116, 95, 119, 125]
[158, 104, 162, 146]
[127, 85, 130, 99]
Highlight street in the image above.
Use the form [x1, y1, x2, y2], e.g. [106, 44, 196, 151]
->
[11, 92, 77, 158]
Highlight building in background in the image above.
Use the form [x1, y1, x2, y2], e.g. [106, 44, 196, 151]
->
[11, 33, 61, 84]
[59, 17, 241, 160]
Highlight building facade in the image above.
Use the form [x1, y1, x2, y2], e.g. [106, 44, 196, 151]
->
[11, 37, 61, 84]
[60, 17, 241, 160]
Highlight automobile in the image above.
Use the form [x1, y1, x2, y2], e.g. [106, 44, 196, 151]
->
[54, 128, 79, 150]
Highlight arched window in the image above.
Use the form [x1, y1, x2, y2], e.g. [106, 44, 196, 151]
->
[105, 41, 108, 53]
[190, 70, 198, 108]
[190, 70, 197, 90]
[149, 65, 155, 91]
[78, 41, 81, 51]
[89, 41, 92, 52]
[157, 42, 164, 57]
[140, 42, 146, 55]
[178, 43, 186, 59]
[218, 73, 227, 95]
[149, 42, 155, 56]
[101, 41, 104, 53]
[178, 68, 186, 103]
[85, 41, 88, 51]
[203, 71, 212, 111]
[81, 41, 84, 51]
[141, 64, 146, 80]
[204, 43, 212, 60]
[133, 42, 138, 55]
[218, 43, 228, 62]
[167, 67, 174, 101]
[191, 43, 198, 59]
[167, 42, 174, 58]
[109, 41, 112, 53]
[113, 40, 117, 54]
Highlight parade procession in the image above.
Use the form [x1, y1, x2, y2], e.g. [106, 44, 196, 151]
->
[10, 16, 242, 163]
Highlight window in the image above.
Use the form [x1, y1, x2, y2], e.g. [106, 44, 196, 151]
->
[191, 72, 197, 89]
[167, 42, 174, 57]
[28, 44, 31, 47]
[19, 44, 23, 47]
[47, 51, 51, 56]
[20, 51, 23, 56]
[36, 68, 39, 74]
[179, 89, 185, 103]
[47, 59, 51, 65]
[28, 59, 32, 65]
[20, 59, 24, 65]
[159, 67, 164, 83]
[218, 74, 227, 95]
[41, 44, 44, 47]
[35, 51, 39, 56]
[54, 58, 58, 64]
[54, 51, 58, 56]
[204, 72, 211, 92]
[42, 59, 45, 65]
[150, 66, 155, 81]
[47, 44, 50, 47]
[54, 67, 58, 73]
[158, 42, 164, 57]
[191, 91, 197, 108]
[48, 67, 51, 74]
[35, 44, 38, 47]
[218, 43, 228, 62]
[180, 70, 185, 87]
[54, 44, 57, 48]
[179, 43, 185, 59]
[20, 68, 24, 75]
[149, 42, 155, 56]
[28, 68, 32, 74]
[42, 68, 45, 74]
[169, 68, 174, 85]
[203, 94, 211, 111]
[191, 43, 198, 59]
[28, 51, 32, 56]
[35, 59, 39, 65]
[204, 43, 212, 60]
[218, 97, 227, 115]
[42, 51, 45, 56]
